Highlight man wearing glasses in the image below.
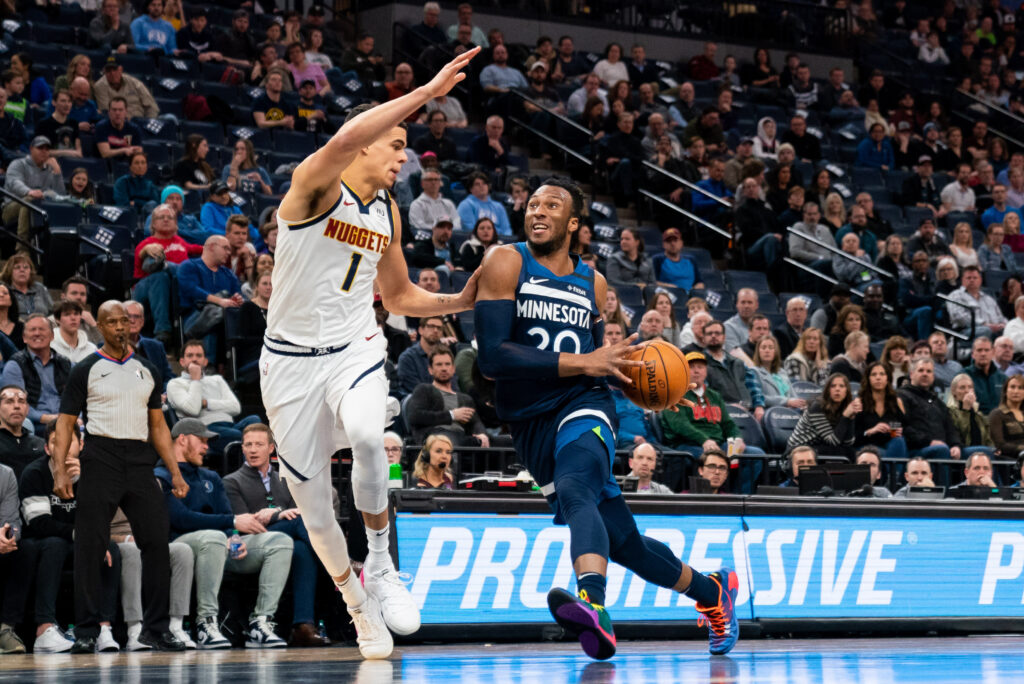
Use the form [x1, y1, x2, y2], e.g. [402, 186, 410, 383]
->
[396, 315, 451, 397]
[651, 227, 704, 291]
[224, 423, 330, 647]
[409, 168, 461, 234]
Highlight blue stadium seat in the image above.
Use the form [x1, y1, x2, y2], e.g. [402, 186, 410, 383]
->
[141, 141, 172, 167]
[87, 205, 138, 230]
[681, 247, 713, 272]
[789, 381, 822, 403]
[182, 121, 226, 147]
[874, 203, 903, 228]
[946, 211, 977, 230]
[984, 269, 1012, 294]
[271, 130, 317, 156]
[154, 97, 183, 118]
[616, 285, 645, 309]
[39, 201, 84, 227]
[701, 270, 725, 290]
[850, 167, 883, 188]
[763, 406, 800, 453]
[884, 169, 912, 194]
[724, 270, 770, 293]
[590, 200, 617, 224]
[903, 206, 933, 230]
[726, 405, 767, 451]
[229, 126, 271, 150]
[132, 117, 177, 142]
[59, 157, 107, 183]
[758, 292, 780, 313]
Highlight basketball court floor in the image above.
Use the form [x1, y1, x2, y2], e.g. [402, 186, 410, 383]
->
[1, 636, 1022, 683]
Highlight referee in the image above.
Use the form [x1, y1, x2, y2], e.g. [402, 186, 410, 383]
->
[53, 301, 190, 653]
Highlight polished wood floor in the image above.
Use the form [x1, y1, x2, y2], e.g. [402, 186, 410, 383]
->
[2, 637, 1023, 682]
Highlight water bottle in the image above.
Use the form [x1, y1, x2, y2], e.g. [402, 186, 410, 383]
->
[388, 462, 403, 489]
[228, 531, 243, 560]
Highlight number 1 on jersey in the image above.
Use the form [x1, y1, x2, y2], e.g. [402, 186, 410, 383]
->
[340, 253, 363, 292]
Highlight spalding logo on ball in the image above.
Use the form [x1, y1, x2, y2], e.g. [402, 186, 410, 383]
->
[621, 340, 691, 411]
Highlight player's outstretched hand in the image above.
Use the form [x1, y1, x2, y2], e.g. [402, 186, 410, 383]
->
[582, 333, 644, 384]
[664, 383, 699, 412]
[425, 46, 481, 99]
[454, 268, 481, 310]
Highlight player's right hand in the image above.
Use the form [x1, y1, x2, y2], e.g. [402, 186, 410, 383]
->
[425, 46, 481, 100]
[53, 468, 74, 500]
[454, 268, 481, 309]
[582, 333, 644, 384]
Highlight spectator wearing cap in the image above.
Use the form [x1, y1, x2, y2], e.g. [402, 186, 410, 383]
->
[856, 122, 894, 170]
[410, 217, 460, 272]
[134, 203, 203, 343]
[921, 122, 944, 159]
[3, 136, 64, 247]
[155, 417, 292, 650]
[94, 97, 144, 159]
[200, 182, 238, 237]
[218, 10, 259, 68]
[94, 57, 158, 119]
[413, 110, 458, 162]
[50, 301, 97, 364]
[835, 204, 879, 263]
[177, 7, 222, 63]
[651, 227, 703, 291]
[941, 162, 977, 214]
[723, 138, 754, 190]
[131, 0, 178, 54]
[294, 79, 327, 133]
[893, 120, 927, 170]
[410, 167, 460, 234]
[901, 155, 945, 217]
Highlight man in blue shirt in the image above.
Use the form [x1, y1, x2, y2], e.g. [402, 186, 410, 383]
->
[457, 171, 512, 236]
[692, 159, 733, 220]
[199, 181, 237, 236]
[131, 0, 178, 54]
[981, 184, 1023, 228]
[0, 315, 70, 430]
[651, 227, 703, 290]
[176, 236, 242, 362]
[856, 123, 894, 170]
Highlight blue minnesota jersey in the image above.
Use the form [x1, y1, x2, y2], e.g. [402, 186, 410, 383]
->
[495, 242, 606, 421]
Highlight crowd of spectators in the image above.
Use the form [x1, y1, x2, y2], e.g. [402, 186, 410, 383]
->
[2, 0, 1024, 655]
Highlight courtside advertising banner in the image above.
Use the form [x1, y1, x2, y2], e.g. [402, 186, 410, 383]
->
[397, 512, 1024, 622]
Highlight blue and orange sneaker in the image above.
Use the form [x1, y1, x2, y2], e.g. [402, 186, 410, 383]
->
[694, 568, 739, 655]
[547, 587, 617, 660]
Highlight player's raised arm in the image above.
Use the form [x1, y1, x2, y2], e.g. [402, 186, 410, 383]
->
[473, 247, 643, 384]
[376, 200, 481, 315]
[291, 47, 480, 198]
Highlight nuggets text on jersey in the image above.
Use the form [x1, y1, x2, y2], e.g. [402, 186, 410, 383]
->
[322, 217, 390, 254]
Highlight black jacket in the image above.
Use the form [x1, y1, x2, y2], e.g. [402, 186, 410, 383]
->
[0, 427, 45, 481]
[898, 384, 961, 450]
[223, 463, 296, 525]
[412, 132, 458, 162]
[734, 199, 780, 249]
[409, 239, 460, 269]
[901, 175, 941, 208]
[19, 455, 76, 540]
[772, 323, 803, 360]
[406, 382, 484, 444]
[602, 131, 646, 165]
[780, 129, 822, 161]
[864, 308, 902, 341]
[9, 349, 71, 410]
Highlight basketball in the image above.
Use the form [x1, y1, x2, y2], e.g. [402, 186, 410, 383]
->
[621, 340, 690, 411]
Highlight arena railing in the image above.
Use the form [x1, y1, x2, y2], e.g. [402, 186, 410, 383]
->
[636, 188, 733, 240]
[784, 225, 892, 281]
[952, 89, 1024, 151]
[390, 22, 475, 107]
[643, 161, 732, 208]
[504, 89, 599, 168]
[0, 186, 46, 260]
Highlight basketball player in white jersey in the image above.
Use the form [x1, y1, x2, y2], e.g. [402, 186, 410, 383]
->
[260, 47, 481, 659]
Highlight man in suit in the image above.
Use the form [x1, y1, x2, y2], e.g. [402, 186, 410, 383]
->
[405, 347, 488, 447]
[223, 423, 328, 648]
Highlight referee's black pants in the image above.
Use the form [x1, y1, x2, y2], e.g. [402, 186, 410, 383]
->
[74, 436, 171, 639]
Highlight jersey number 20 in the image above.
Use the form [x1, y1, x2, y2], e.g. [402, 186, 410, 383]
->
[527, 326, 581, 353]
[340, 253, 363, 292]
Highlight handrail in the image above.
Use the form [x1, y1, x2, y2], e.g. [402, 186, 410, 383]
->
[955, 88, 1024, 130]
[508, 116, 593, 165]
[785, 226, 891, 278]
[782, 257, 895, 312]
[643, 160, 731, 207]
[0, 186, 47, 219]
[637, 188, 732, 239]
[0, 188, 46, 257]
[507, 89, 594, 138]
[950, 109, 1024, 153]
[935, 291, 977, 341]
[389, 22, 471, 100]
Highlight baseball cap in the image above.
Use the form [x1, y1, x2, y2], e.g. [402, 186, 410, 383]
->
[923, 122, 938, 134]
[171, 418, 218, 440]
[233, 8, 249, 19]
[685, 351, 707, 364]
[739, 137, 754, 145]
[529, 61, 547, 72]
[103, 55, 121, 71]
[434, 216, 453, 227]
[307, 5, 324, 15]
[211, 180, 230, 195]
[918, 154, 933, 164]
[420, 151, 437, 159]
[919, 216, 935, 226]
[30, 135, 51, 148]
[897, 120, 912, 132]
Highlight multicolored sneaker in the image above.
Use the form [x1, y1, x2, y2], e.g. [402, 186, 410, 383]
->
[695, 568, 739, 655]
[547, 587, 616, 660]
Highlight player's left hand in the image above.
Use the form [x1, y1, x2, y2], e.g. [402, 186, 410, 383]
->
[454, 268, 481, 310]
[425, 46, 481, 100]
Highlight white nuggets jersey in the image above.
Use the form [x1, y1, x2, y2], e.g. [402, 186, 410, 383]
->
[266, 181, 395, 348]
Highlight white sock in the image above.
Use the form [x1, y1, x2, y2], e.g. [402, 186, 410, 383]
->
[336, 569, 367, 609]
[127, 622, 142, 640]
[364, 524, 392, 574]
[169, 616, 183, 632]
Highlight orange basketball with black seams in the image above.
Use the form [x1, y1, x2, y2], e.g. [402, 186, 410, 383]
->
[621, 340, 690, 411]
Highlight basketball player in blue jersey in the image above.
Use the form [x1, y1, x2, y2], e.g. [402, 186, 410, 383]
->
[261, 47, 481, 659]
[474, 179, 739, 660]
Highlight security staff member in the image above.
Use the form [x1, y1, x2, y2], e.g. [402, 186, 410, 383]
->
[52, 301, 190, 653]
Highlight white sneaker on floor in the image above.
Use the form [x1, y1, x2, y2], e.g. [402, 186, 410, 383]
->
[195, 616, 231, 650]
[362, 566, 421, 636]
[245, 617, 285, 649]
[33, 626, 73, 653]
[169, 625, 196, 650]
[96, 626, 120, 652]
[347, 595, 393, 660]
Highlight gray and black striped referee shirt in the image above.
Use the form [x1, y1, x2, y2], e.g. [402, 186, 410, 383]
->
[59, 350, 162, 441]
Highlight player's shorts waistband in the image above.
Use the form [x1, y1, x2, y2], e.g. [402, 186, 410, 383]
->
[263, 336, 350, 357]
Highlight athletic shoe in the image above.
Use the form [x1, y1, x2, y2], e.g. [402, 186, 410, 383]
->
[361, 567, 421, 636]
[347, 595, 393, 660]
[695, 567, 740, 655]
[138, 631, 186, 652]
[0, 625, 25, 654]
[546, 587, 616, 661]
[70, 637, 96, 654]
[195, 616, 231, 650]
[245, 616, 286, 649]
[96, 625, 120, 652]
[125, 624, 152, 652]
[33, 625, 73, 653]
[169, 625, 196, 650]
